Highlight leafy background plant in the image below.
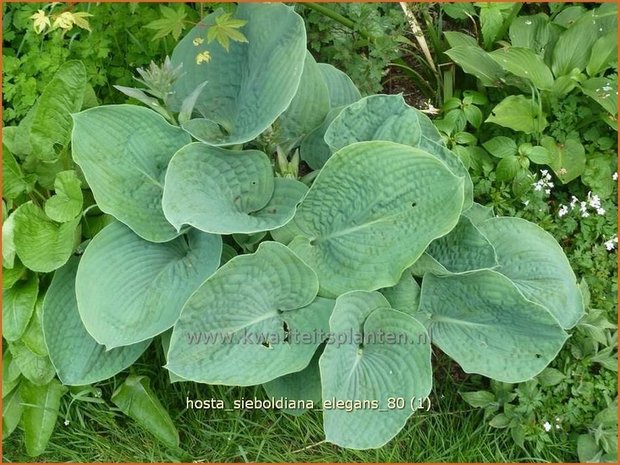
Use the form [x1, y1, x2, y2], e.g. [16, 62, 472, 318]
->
[2, 2, 617, 462]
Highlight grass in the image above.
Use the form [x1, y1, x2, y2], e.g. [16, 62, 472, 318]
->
[2, 347, 576, 463]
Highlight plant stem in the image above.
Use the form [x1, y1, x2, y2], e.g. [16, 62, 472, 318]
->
[300, 3, 374, 41]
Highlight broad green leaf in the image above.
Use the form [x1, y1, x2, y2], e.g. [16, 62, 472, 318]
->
[3, 352, 21, 401]
[425, 215, 498, 273]
[445, 46, 505, 86]
[72, 105, 191, 242]
[419, 270, 568, 382]
[20, 379, 67, 457]
[486, 95, 547, 134]
[553, 6, 586, 28]
[2, 273, 38, 342]
[144, 5, 188, 41]
[379, 270, 421, 315]
[29, 60, 87, 162]
[43, 256, 151, 385]
[320, 291, 432, 449]
[2, 385, 22, 439]
[509, 14, 552, 54]
[262, 347, 323, 416]
[537, 367, 566, 387]
[551, 12, 601, 76]
[2, 125, 31, 157]
[167, 242, 333, 385]
[278, 52, 330, 141]
[76, 222, 221, 348]
[2, 262, 26, 289]
[495, 156, 520, 181]
[522, 145, 551, 164]
[443, 31, 478, 48]
[162, 143, 306, 234]
[587, 33, 617, 76]
[9, 339, 55, 386]
[170, 4, 306, 145]
[581, 77, 618, 116]
[478, 3, 508, 49]
[289, 141, 464, 297]
[22, 297, 47, 357]
[111, 375, 179, 448]
[220, 243, 238, 264]
[483, 136, 517, 159]
[2, 210, 17, 269]
[2, 146, 29, 199]
[44, 170, 83, 223]
[300, 106, 344, 170]
[478, 217, 584, 329]
[410, 252, 449, 278]
[542, 136, 586, 184]
[317, 63, 362, 108]
[460, 390, 496, 408]
[462, 202, 494, 225]
[489, 47, 554, 90]
[324, 95, 473, 210]
[12, 202, 79, 273]
[582, 156, 614, 199]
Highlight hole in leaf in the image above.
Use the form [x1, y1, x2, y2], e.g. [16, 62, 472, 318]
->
[411, 201, 417, 208]
[534, 353, 542, 359]
[309, 239, 316, 246]
[282, 321, 290, 343]
[261, 341, 271, 349]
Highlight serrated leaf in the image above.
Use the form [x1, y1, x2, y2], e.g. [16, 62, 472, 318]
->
[72, 105, 191, 242]
[144, 5, 187, 41]
[44, 170, 83, 223]
[288, 141, 464, 297]
[43, 256, 151, 385]
[111, 375, 179, 448]
[206, 12, 248, 51]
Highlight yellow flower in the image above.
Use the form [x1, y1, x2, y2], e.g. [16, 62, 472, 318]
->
[192, 37, 204, 47]
[30, 9, 51, 34]
[195, 51, 211, 65]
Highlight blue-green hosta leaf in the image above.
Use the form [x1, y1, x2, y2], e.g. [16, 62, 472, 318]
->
[419, 270, 568, 382]
[477, 217, 584, 329]
[489, 47, 554, 90]
[162, 143, 307, 234]
[43, 257, 151, 385]
[278, 52, 330, 141]
[445, 46, 505, 86]
[262, 347, 323, 416]
[299, 106, 344, 170]
[379, 271, 421, 316]
[320, 291, 432, 449]
[462, 202, 495, 225]
[2, 273, 38, 342]
[76, 222, 221, 348]
[170, 3, 306, 145]
[486, 95, 547, 134]
[167, 242, 333, 385]
[29, 60, 87, 162]
[72, 105, 191, 243]
[288, 141, 464, 297]
[410, 253, 448, 277]
[44, 170, 83, 223]
[318, 63, 362, 108]
[13, 202, 80, 273]
[424, 215, 498, 274]
[20, 379, 67, 457]
[324, 95, 473, 210]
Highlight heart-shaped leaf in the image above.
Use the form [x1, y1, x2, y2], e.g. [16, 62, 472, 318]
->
[320, 291, 432, 449]
[419, 270, 568, 382]
[379, 271, 421, 315]
[167, 241, 333, 385]
[477, 217, 584, 329]
[170, 3, 306, 145]
[163, 143, 307, 234]
[288, 141, 464, 297]
[72, 105, 191, 242]
[76, 221, 221, 348]
[318, 63, 362, 108]
[43, 256, 151, 385]
[44, 170, 83, 223]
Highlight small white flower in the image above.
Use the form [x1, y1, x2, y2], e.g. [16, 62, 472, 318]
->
[545, 189, 551, 194]
[570, 196, 579, 208]
[543, 421, 552, 432]
[556, 423, 561, 429]
[597, 207, 606, 216]
[525, 20, 532, 25]
[534, 182, 543, 192]
[613, 172, 618, 181]
[64, 420, 70, 426]
[523, 200, 530, 206]
[604, 236, 618, 251]
[558, 205, 569, 217]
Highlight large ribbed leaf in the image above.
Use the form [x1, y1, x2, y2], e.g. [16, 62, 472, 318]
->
[324, 95, 473, 209]
[43, 257, 150, 385]
[167, 242, 333, 385]
[12, 202, 80, 273]
[477, 217, 584, 329]
[318, 63, 362, 108]
[71, 105, 191, 242]
[320, 291, 432, 449]
[288, 141, 464, 297]
[170, 3, 306, 145]
[379, 271, 420, 316]
[278, 52, 330, 141]
[162, 143, 307, 234]
[76, 222, 221, 348]
[299, 107, 344, 170]
[419, 270, 568, 383]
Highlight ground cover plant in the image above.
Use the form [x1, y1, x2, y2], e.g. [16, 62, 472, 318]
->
[2, 2, 617, 462]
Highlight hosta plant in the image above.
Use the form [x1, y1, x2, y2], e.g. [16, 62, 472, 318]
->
[3, 3, 584, 453]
